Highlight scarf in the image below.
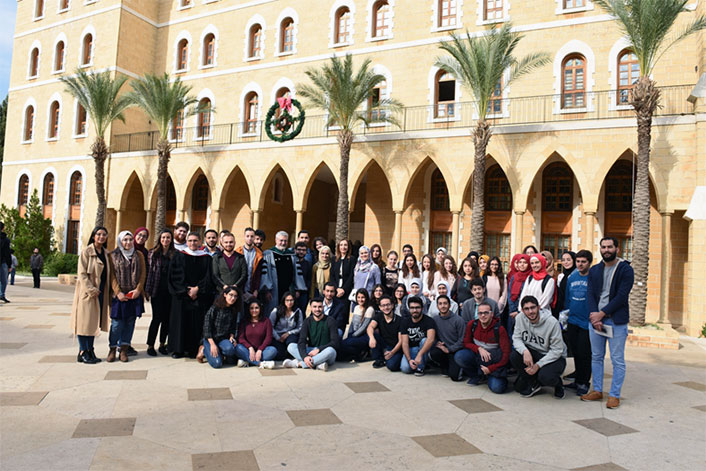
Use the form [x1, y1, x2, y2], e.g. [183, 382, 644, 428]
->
[479, 254, 490, 276]
[111, 246, 141, 294]
[117, 231, 135, 261]
[561, 251, 577, 278]
[509, 254, 531, 302]
[529, 254, 549, 281]
[314, 257, 331, 295]
[183, 246, 209, 256]
[271, 246, 293, 255]
[354, 246, 374, 273]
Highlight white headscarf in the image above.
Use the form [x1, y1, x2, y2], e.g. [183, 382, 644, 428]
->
[117, 231, 134, 261]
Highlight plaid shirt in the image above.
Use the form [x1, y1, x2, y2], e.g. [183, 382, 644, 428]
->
[202, 305, 240, 343]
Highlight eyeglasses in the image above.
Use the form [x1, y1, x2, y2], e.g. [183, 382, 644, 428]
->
[477, 311, 492, 316]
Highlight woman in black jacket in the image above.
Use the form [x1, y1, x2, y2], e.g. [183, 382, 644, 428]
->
[331, 239, 355, 304]
[144, 229, 176, 356]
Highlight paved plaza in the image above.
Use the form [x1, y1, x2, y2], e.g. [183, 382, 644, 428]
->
[1, 279, 705, 471]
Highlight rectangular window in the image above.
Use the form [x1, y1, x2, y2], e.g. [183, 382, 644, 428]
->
[67, 221, 80, 254]
[374, 3, 391, 38]
[541, 234, 571, 269]
[484, 233, 511, 272]
[436, 75, 456, 118]
[76, 104, 87, 135]
[485, 0, 503, 21]
[439, 0, 457, 27]
[337, 10, 351, 44]
[564, 0, 585, 8]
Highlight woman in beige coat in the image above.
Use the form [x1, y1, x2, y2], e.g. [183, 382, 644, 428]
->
[70, 226, 111, 364]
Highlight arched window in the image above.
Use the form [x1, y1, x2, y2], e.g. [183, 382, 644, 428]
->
[617, 49, 639, 105]
[605, 160, 634, 212]
[372, 1, 391, 38]
[24, 106, 35, 141]
[430, 169, 450, 211]
[542, 162, 573, 212]
[272, 175, 283, 203]
[180, 0, 192, 7]
[29, 48, 39, 77]
[192, 175, 209, 212]
[59, 0, 69, 11]
[280, 18, 294, 53]
[54, 41, 65, 72]
[244, 92, 258, 134]
[275, 87, 290, 118]
[368, 80, 387, 122]
[48, 101, 61, 139]
[562, 54, 585, 109]
[335, 7, 352, 44]
[81, 33, 93, 66]
[75, 103, 87, 136]
[485, 165, 512, 211]
[67, 171, 82, 254]
[484, 0, 503, 21]
[177, 39, 189, 71]
[18, 175, 30, 207]
[196, 98, 211, 138]
[202, 33, 215, 66]
[171, 109, 184, 141]
[488, 80, 503, 114]
[564, 0, 585, 7]
[249, 24, 263, 58]
[42, 173, 54, 218]
[35, 0, 45, 19]
[70, 171, 82, 206]
[438, 0, 457, 28]
[435, 70, 456, 118]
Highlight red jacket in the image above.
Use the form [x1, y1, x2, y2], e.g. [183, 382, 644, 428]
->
[462, 316, 510, 373]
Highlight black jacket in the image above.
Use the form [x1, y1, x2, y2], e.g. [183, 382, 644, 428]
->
[331, 256, 354, 299]
[212, 251, 247, 291]
[298, 315, 340, 358]
[0, 233, 11, 267]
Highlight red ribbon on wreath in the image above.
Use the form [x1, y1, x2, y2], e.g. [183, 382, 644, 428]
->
[277, 96, 292, 112]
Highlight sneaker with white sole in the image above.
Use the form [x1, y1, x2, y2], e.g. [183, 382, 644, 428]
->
[282, 359, 298, 368]
[237, 359, 249, 368]
[315, 362, 329, 371]
[521, 383, 542, 398]
[259, 361, 275, 369]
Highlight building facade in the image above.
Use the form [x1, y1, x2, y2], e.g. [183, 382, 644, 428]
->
[2, 0, 706, 334]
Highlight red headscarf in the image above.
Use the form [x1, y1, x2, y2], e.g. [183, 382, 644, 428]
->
[509, 254, 531, 302]
[529, 254, 549, 280]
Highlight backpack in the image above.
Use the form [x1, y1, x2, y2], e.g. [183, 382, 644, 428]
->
[470, 319, 500, 344]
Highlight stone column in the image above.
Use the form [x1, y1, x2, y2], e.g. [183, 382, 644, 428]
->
[584, 211, 596, 256]
[179, 210, 187, 223]
[451, 211, 461, 260]
[295, 210, 304, 236]
[211, 209, 221, 232]
[252, 210, 261, 230]
[658, 211, 674, 326]
[115, 209, 123, 235]
[513, 210, 525, 254]
[394, 211, 402, 254]
[145, 209, 153, 238]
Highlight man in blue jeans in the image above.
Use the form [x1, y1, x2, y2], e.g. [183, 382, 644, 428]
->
[367, 295, 403, 370]
[285, 297, 339, 371]
[581, 237, 634, 409]
[400, 296, 436, 376]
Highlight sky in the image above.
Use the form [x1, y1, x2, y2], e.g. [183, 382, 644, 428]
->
[0, 1, 17, 99]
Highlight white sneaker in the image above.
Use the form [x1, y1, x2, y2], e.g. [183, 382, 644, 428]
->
[282, 359, 298, 368]
[237, 359, 249, 368]
[316, 362, 329, 372]
[259, 360, 275, 369]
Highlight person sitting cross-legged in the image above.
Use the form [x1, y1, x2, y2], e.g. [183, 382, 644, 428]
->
[510, 295, 567, 399]
[400, 296, 436, 376]
[234, 299, 277, 369]
[454, 302, 511, 393]
[367, 295, 403, 371]
[201, 286, 241, 368]
[285, 297, 339, 371]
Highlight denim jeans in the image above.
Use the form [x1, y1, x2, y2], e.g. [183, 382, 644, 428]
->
[10, 269, 15, 285]
[202, 338, 237, 369]
[454, 348, 508, 394]
[589, 319, 628, 398]
[0, 263, 8, 297]
[286, 343, 337, 368]
[234, 343, 278, 366]
[370, 333, 403, 371]
[109, 317, 136, 348]
[341, 334, 371, 361]
[77, 335, 95, 353]
[400, 338, 428, 374]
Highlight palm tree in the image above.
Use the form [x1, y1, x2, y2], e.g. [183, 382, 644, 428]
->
[127, 73, 202, 232]
[435, 24, 550, 253]
[594, 0, 706, 325]
[298, 54, 402, 243]
[60, 70, 132, 227]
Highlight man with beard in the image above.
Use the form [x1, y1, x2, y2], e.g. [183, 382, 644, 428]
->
[203, 229, 221, 257]
[173, 222, 189, 252]
[236, 227, 263, 301]
[294, 241, 312, 312]
[400, 296, 436, 376]
[260, 231, 306, 314]
[254, 229, 266, 250]
[581, 237, 633, 410]
[168, 232, 214, 358]
[212, 232, 247, 291]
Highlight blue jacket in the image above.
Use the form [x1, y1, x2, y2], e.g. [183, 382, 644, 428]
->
[324, 296, 349, 331]
[586, 259, 633, 325]
[565, 270, 589, 329]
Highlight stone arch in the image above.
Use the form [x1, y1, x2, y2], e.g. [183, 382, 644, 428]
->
[351, 159, 395, 249]
[402, 155, 455, 208]
[521, 145, 590, 210]
[219, 166, 253, 235]
[301, 162, 340, 242]
[256, 159, 299, 211]
[258, 163, 296, 242]
[118, 171, 147, 235]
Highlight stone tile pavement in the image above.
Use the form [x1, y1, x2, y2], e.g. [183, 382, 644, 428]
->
[1, 281, 705, 470]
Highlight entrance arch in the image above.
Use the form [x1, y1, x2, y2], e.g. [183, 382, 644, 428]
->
[350, 160, 394, 250]
[260, 166, 295, 243]
[302, 163, 338, 243]
[220, 167, 252, 235]
[118, 173, 146, 235]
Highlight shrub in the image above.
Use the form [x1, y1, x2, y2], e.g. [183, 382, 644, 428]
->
[45, 252, 79, 276]
[0, 190, 55, 270]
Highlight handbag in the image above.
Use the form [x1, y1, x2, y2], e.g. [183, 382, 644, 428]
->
[348, 270, 372, 302]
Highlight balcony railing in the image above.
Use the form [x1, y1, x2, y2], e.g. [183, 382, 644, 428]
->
[111, 85, 693, 154]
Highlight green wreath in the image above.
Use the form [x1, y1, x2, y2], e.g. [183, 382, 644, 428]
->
[265, 98, 306, 143]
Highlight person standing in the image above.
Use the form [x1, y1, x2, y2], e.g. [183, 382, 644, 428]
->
[168, 232, 214, 359]
[399, 253, 421, 292]
[30, 248, 44, 288]
[399, 296, 436, 376]
[429, 295, 466, 381]
[212, 232, 247, 291]
[294, 241, 312, 312]
[173, 221, 189, 252]
[203, 229, 221, 257]
[507, 254, 531, 339]
[260, 231, 307, 315]
[0, 222, 11, 302]
[9, 250, 17, 286]
[370, 244, 385, 270]
[236, 227, 263, 302]
[563, 249, 593, 396]
[381, 250, 400, 297]
[433, 255, 458, 298]
[310, 245, 332, 298]
[296, 230, 315, 265]
[519, 254, 556, 317]
[145, 229, 176, 356]
[483, 256, 507, 314]
[420, 254, 437, 300]
[452, 257, 480, 306]
[71, 226, 111, 364]
[133, 227, 150, 261]
[331, 239, 355, 304]
[253, 229, 266, 250]
[107, 231, 146, 363]
[285, 297, 339, 371]
[581, 237, 634, 409]
[201, 286, 241, 368]
[352, 246, 381, 298]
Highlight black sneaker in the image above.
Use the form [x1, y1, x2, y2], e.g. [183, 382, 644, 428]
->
[372, 359, 385, 369]
[171, 352, 184, 359]
[414, 367, 425, 377]
[521, 383, 542, 398]
[1, 296, 10, 303]
[126, 346, 138, 356]
[554, 385, 565, 399]
[576, 383, 590, 396]
[158, 345, 168, 355]
[147, 346, 157, 357]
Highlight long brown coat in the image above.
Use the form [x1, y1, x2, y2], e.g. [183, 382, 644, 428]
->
[70, 244, 112, 336]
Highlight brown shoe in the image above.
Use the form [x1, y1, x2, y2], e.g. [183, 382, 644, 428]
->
[107, 347, 117, 363]
[119, 346, 129, 363]
[606, 396, 620, 409]
[196, 345, 206, 364]
[580, 390, 603, 402]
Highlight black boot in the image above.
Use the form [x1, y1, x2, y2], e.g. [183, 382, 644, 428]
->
[89, 349, 102, 363]
[79, 351, 96, 364]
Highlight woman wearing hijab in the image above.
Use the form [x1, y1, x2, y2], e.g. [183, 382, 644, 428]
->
[507, 254, 531, 336]
[541, 250, 557, 279]
[108, 231, 146, 363]
[145, 229, 176, 356]
[71, 226, 112, 364]
[519, 254, 556, 316]
[351, 246, 381, 302]
[478, 255, 490, 276]
[554, 250, 576, 319]
[310, 245, 332, 298]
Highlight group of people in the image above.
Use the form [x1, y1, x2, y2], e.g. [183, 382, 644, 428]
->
[70, 222, 633, 408]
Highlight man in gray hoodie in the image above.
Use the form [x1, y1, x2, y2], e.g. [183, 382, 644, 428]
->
[511, 295, 567, 399]
[428, 295, 466, 381]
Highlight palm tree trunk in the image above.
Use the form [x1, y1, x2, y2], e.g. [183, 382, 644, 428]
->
[629, 77, 659, 326]
[335, 130, 353, 243]
[470, 121, 492, 252]
[154, 138, 172, 233]
[91, 136, 108, 227]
